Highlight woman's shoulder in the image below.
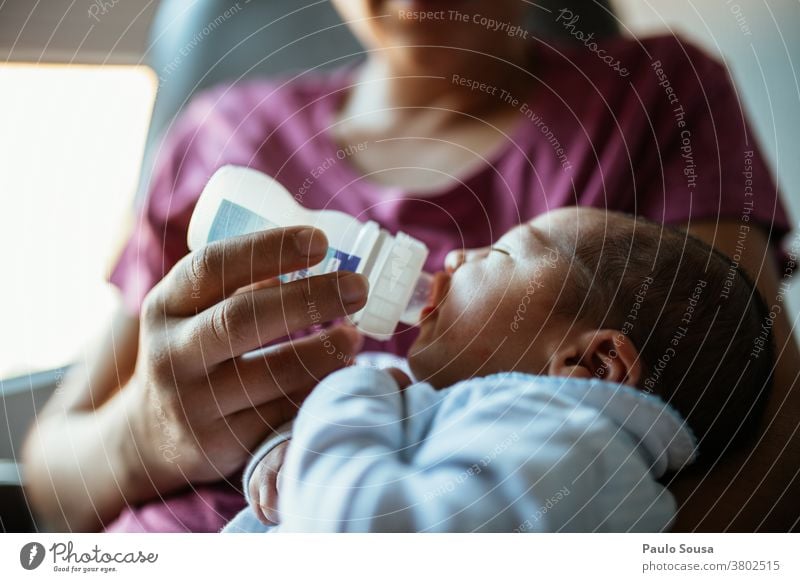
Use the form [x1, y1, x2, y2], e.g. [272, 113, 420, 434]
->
[627, 33, 726, 79]
[175, 66, 354, 140]
[604, 33, 720, 62]
[539, 33, 728, 90]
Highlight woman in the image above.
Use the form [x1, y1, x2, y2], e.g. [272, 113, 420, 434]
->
[23, 0, 798, 532]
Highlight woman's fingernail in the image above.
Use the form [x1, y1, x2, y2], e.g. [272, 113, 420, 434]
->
[294, 228, 328, 257]
[337, 272, 369, 306]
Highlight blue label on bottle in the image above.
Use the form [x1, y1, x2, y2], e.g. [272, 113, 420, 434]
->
[282, 247, 361, 282]
[327, 248, 361, 272]
[208, 199, 273, 243]
[208, 199, 361, 278]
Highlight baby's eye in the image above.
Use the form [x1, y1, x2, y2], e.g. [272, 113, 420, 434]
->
[490, 246, 511, 257]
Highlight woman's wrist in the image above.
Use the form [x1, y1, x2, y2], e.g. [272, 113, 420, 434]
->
[110, 376, 184, 506]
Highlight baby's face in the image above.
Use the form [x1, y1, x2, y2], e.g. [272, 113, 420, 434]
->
[408, 207, 606, 388]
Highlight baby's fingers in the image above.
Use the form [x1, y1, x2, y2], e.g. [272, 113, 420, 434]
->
[256, 483, 274, 525]
[254, 441, 289, 525]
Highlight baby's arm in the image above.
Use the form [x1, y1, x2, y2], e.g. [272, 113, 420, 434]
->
[277, 366, 464, 532]
[277, 367, 543, 532]
[243, 353, 413, 525]
[277, 371, 678, 532]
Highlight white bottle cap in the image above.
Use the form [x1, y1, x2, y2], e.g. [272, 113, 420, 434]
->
[355, 232, 429, 340]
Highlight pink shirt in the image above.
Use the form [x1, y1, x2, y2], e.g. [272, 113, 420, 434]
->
[106, 35, 790, 532]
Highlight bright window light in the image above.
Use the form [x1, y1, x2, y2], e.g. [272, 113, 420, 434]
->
[0, 64, 157, 380]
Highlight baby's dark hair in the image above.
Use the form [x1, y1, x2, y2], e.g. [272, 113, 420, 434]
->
[558, 211, 774, 464]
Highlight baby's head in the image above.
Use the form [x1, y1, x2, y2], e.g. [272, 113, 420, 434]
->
[409, 207, 773, 461]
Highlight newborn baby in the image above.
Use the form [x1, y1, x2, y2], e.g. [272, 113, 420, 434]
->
[225, 207, 773, 532]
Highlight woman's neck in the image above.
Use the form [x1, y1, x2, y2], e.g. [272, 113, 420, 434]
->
[339, 48, 535, 134]
[328, 47, 538, 191]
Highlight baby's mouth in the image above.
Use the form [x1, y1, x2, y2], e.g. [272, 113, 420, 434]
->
[420, 271, 450, 320]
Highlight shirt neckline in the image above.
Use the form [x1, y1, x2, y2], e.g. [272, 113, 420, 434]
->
[308, 62, 542, 202]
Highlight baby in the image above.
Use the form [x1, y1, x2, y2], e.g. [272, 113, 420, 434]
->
[224, 207, 773, 532]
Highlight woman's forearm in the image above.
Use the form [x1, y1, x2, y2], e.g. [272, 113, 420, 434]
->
[21, 309, 154, 531]
[22, 379, 168, 531]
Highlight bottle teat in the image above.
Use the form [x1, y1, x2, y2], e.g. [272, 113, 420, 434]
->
[400, 272, 434, 325]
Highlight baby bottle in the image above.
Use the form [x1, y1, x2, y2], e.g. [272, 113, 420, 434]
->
[187, 165, 433, 340]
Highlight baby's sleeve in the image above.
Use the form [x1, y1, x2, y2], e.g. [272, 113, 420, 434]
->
[277, 366, 412, 531]
[276, 369, 518, 532]
[278, 373, 678, 532]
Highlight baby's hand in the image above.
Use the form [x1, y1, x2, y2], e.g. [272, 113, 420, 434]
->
[248, 440, 289, 525]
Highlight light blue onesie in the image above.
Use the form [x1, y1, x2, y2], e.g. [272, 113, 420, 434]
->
[224, 356, 696, 533]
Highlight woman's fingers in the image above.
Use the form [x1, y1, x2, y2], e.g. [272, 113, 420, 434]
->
[203, 325, 363, 417]
[152, 226, 329, 317]
[179, 271, 368, 367]
[225, 393, 306, 456]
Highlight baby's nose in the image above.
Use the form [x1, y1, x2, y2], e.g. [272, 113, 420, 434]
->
[443, 249, 465, 274]
[443, 247, 492, 273]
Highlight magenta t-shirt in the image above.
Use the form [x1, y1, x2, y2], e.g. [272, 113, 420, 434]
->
[105, 35, 791, 532]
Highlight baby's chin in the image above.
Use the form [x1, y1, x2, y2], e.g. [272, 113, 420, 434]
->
[408, 329, 549, 388]
[406, 339, 431, 382]
[407, 343, 451, 389]
[407, 342, 478, 389]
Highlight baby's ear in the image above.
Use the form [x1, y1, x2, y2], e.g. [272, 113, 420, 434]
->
[547, 330, 642, 387]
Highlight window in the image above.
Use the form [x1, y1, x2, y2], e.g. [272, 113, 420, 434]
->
[0, 64, 157, 380]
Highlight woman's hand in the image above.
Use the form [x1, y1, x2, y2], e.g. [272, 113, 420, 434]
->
[127, 226, 368, 491]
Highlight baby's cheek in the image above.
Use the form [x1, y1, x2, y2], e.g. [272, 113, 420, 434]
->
[451, 311, 506, 358]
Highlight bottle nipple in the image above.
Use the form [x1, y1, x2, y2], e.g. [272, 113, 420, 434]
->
[399, 272, 434, 325]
